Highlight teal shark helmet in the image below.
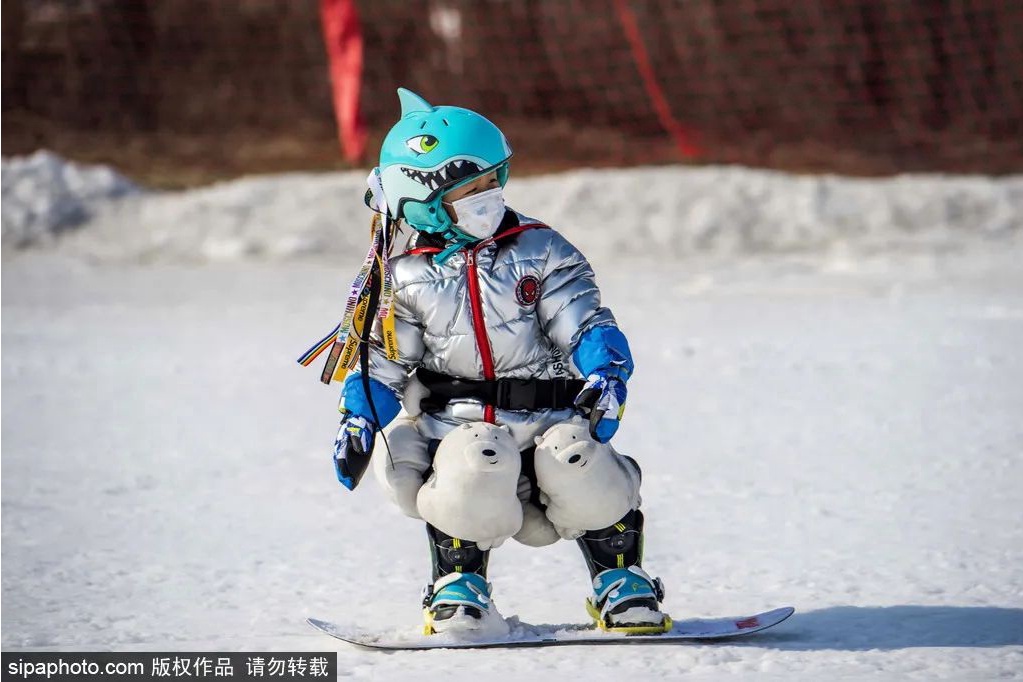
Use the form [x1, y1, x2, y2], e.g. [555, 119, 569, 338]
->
[377, 88, 512, 235]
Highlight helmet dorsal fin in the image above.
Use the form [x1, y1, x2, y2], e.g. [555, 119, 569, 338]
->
[398, 88, 434, 116]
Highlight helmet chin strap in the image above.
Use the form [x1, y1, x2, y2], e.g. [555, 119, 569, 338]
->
[433, 227, 477, 264]
[428, 197, 482, 264]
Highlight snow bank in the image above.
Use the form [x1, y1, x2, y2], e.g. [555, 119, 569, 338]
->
[1, 151, 140, 247]
[531, 166, 1022, 259]
[2, 152, 1020, 263]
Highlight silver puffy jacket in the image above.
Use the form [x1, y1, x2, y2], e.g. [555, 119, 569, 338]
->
[340, 210, 619, 449]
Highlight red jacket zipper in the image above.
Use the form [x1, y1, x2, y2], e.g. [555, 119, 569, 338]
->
[465, 244, 497, 423]
[462, 224, 544, 423]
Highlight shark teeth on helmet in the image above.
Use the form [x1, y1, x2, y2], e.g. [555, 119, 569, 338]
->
[400, 160, 485, 192]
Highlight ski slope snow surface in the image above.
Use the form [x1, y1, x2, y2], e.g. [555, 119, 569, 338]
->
[2, 159, 1023, 679]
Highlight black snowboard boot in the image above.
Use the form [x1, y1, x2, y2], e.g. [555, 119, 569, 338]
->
[577, 509, 669, 632]
[421, 524, 503, 634]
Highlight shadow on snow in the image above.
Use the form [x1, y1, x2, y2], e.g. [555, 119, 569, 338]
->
[747, 605, 1023, 651]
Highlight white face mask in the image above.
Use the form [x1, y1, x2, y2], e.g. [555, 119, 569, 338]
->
[446, 186, 506, 240]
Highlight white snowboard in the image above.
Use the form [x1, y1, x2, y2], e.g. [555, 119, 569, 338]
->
[307, 606, 795, 650]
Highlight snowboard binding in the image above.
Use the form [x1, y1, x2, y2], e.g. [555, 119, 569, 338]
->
[585, 566, 671, 634]
[421, 572, 497, 635]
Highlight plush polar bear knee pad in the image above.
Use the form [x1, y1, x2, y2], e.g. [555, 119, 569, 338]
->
[533, 418, 642, 540]
[416, 422, 524, 550]
[373, 417, 431, 519]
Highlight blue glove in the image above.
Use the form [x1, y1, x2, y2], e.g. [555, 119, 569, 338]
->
[333, 414, 376, 490]
[574, 370, 628, 443]
[334, 373, 401, 490]
[571, 326, 634, 443]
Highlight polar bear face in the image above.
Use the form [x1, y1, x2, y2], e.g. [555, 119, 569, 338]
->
[534, 419, 597, 469]
[531, 418, 641, 539]
[436, 421, 519, 475]
[418, 420, 524, 549]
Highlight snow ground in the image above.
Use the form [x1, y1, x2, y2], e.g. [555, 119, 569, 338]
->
[3, 242, 1022, 679]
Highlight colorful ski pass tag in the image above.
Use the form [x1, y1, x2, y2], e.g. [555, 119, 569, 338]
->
[298, 210, 400, 383]
[332, 288, 373, 383]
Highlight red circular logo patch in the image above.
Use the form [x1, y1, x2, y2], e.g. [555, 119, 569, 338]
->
[515, 275, 541, 306]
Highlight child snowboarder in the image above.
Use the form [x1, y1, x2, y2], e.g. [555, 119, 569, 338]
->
[320, 88, 668, 635]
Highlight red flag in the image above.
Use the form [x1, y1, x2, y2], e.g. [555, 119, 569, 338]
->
[320, 0, 368, 163]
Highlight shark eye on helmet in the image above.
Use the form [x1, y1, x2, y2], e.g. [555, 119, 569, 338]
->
[377, 88, 513, 236]
[406, 135, 439, 155]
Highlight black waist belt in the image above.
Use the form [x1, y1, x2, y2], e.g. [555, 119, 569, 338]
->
[416, 368, 585, 412]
